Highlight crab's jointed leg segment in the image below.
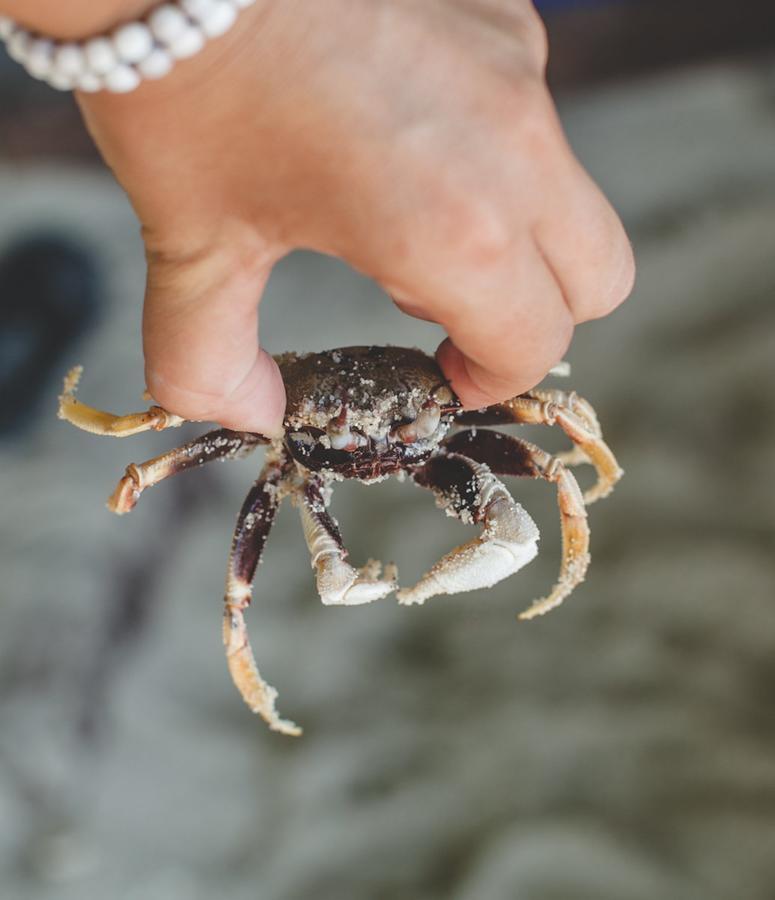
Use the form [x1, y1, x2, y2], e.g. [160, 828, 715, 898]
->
[58, 366, 185, 436]
[444, 430, 590, 619]
[108, 429, 267, 514]
[523, 388, 600, 468]
[299, 477, 398, 606]
[499, 395, 621, 504]
[525, 388, 602, 436]
[223, 459, 301, 736]
[455, 390, 619, 502]
[396, 454, 539, 606]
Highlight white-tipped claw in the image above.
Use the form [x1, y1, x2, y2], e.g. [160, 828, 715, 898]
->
[317, 557, 398, 606]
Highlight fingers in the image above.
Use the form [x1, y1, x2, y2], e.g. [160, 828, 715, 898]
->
[142, 240, 286, 436]
[431, 242, 574, 409]
[377, 87, 633, 410]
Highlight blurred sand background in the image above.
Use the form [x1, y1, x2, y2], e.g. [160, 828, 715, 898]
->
[1, 3, 775, 898]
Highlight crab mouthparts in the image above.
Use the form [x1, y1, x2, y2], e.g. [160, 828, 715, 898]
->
[321, 398, 444, 451]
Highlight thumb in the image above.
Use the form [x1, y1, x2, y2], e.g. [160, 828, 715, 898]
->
[142, 241, 285, 437]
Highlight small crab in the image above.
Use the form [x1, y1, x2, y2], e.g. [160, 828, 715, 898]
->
[58, 346, 621, 736]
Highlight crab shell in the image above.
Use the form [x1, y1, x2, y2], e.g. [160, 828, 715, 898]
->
[57, 344, 622, 737]
[275, 346, 460, 481]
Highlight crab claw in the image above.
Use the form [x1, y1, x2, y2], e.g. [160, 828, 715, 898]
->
[317, 558, 398, 606]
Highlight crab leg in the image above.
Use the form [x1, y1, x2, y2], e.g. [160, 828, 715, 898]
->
[457, 391, 621, 504]
[522, 388, 600, 468]
[502, 396, 621, 503]
[525, 388, 602, 435]
[299, 477, 398, 606]
[396, 454, 539, 606]
[223, 458, 301, 736]
[58, 366, 185, 436]
[443, 430, 590, 619]
[108, 429, 267, 514]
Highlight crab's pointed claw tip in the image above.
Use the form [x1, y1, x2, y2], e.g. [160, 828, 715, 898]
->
[273, 720, 303, 737]
[57, 366, 81, 417]
[61, 365, 83, 396]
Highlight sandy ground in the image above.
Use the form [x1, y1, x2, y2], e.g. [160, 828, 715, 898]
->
[1, 59, 774, 899]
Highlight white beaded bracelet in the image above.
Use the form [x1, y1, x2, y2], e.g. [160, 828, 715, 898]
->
[0, 0, 255, 94]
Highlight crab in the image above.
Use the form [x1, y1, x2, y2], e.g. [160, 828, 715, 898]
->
[58, 345, 621, 736]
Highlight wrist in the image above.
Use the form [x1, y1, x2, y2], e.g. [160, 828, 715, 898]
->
[0, 0, 156, 40]
[1, 0, 266, 94]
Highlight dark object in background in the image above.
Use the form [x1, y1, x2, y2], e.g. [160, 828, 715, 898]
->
[544, 0, 775, 88]
[0, 234, 100, 437]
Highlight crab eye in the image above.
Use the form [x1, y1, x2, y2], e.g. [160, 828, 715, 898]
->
[394, 399, 441, 443]
[433, 385, 455, 407]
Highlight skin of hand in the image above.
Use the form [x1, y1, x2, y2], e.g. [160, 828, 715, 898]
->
[7, 0, 635, 436]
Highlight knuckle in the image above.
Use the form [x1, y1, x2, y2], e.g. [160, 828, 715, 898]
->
[488, 5, 549, 74]
[520, 9, 549, 72]
[497, 78, 558, 165]
[431, 183, 514, 272]
[143, 223, 276, 287]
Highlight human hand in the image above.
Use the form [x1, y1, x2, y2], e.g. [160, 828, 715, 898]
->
[67, 0, 634, 435]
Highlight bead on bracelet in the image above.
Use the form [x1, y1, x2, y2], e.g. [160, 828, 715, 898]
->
[0, 0, 255, 94]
